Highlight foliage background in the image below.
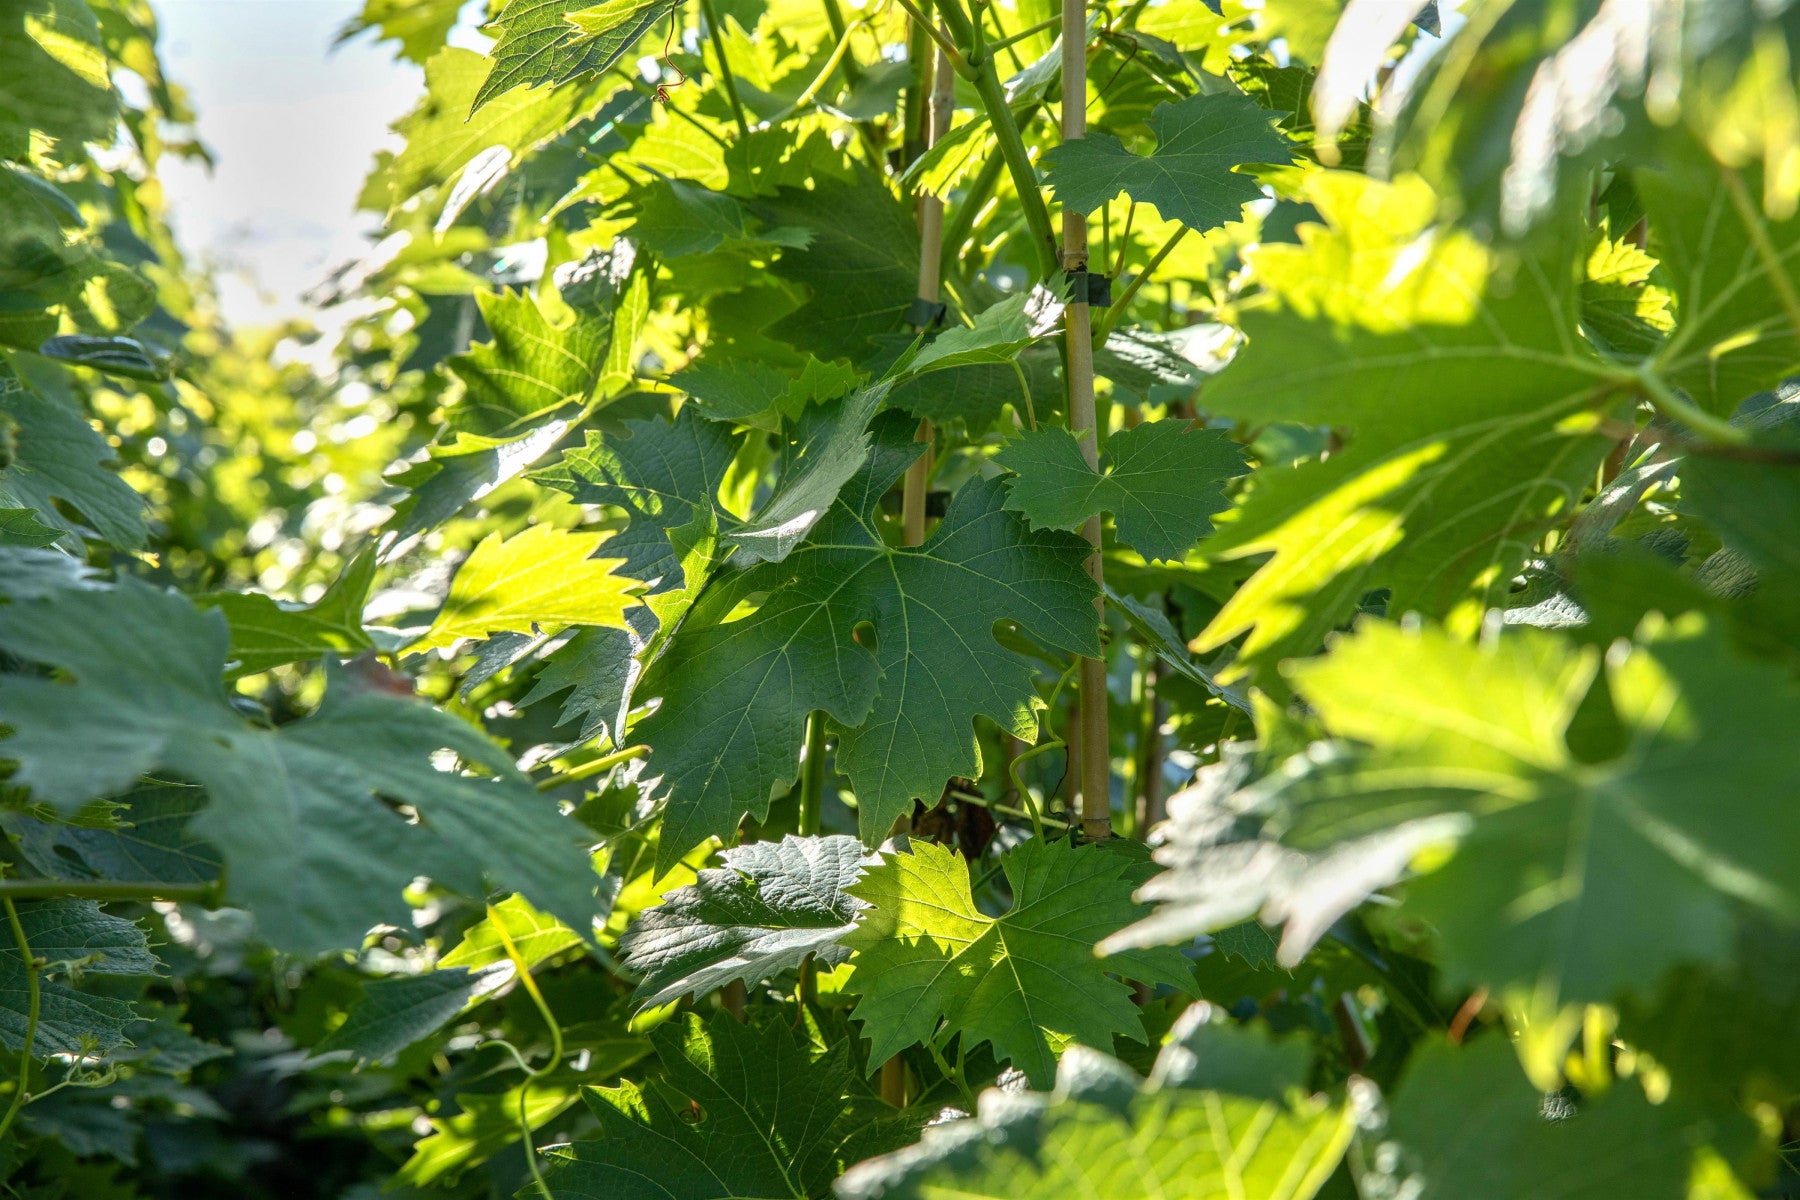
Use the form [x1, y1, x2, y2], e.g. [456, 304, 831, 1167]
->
[1, 0, 1799, 1197]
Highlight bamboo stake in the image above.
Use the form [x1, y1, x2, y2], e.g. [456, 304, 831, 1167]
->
[885, 37, 957, 1118]
[902, 47, 956, 548]
[1060, 0, 1110, 840]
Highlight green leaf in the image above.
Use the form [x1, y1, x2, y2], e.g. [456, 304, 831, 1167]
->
[763, 172, 919, 360]
[1195, 171, 1619, 676]
[337, 0, 467, 64]
[0, 900, 158, 1056]
[411, 524, 640, 654]
[396, 1073, 590, 1188]
[893, 294, 1036, 378]
[620, 834, 866, 1008]
[1042, 93, 1289, 231]
[997, 419, 1249, 563]
[474, 0, 675, 114]
[547, 1013, 900, 1199]
[519, 624, 639, 746]
[0, 505, 60, 547]
[844, 838, 1193, 1087]
[314, 965, 507, 1066]
[0, 0, 116, 161]
[725, 383, 890, 565]
[837, 1011, 1352, 1200]
[440, 892, 582, 972]
[393, 263, 641, 542]
[36, 334, 167, 380]
[0, 578, 603, 954]
[634, 416, 1099, 871]
[194, 548, 376, 677]
[4, 780, 222, 885]
[1639, 145, 1800, 416]
[631, 178, 750, 258]
[377, 46, 601, 210]
[675, 353, 863, 430]
[0, 368, 147, 548]
[1387, 1040, 1739, 1199]
[1117, 617, 1800, 1013]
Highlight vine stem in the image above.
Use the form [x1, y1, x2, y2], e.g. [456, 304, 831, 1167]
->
[538, 743, 649, 790]
[1058, 0, 1110, 840]
[0, 899, 40, 1141]
[799, 712, 829, 837]
[489, 905, 566, 1198]
[698, 0, 752, 138]
[1635, 364, 1747, 446]
[928, 0, 1058, 280]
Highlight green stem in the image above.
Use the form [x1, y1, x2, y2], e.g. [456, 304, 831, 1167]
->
[1635, 365, 1748, 446]
[984, 13, 1061, 55]
[698, 0, 751, 138]
[820, 0, 865, 85]
[491, 904, 566, 1073]
[764, 18, 866, 125]
[538, 744, 649, 790]
[894, 0, 971, 77]
[799, 712, 829, 837]
[0, 880, 215, 903]
[947, 787, 1068, 832]
[965, 65, 1057, 279]
[0, 900, 39, 1142]
[1094, 225, 1186, 342]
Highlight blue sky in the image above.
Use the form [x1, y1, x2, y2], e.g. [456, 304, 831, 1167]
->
[154, 1, 466, 328]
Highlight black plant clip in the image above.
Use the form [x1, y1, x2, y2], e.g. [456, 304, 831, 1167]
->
[1063, 270, 1112, 308]
[904, 298, 949, 329]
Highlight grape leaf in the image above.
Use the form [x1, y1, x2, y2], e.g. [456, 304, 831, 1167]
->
[837, 1009, 1352, 1200]
[0, 506, 60, 548]
[473, 0, 676, 114]
[519, 624, 640, 746]
[194, 548, 376, 677]
[337, 0, 467, 64]
[376, 46, 600, 209]
[411, 524, 639, 654]
[0, 578, 604, 955]
[547, 1013, 909, 1199]
[440, 893, 582, 972]
[843, 838, 1194, 1087]
[1194, 171, 1619, 677]
[392, 261, 642, 542]
[1387, 1040, 1738, 1199]
[1118, 617, 1800, 1011]
[314, 965, 508, 1066]
[532, 403, 738, 586]
[1042, 93, 1290, 231]
[4, 779, 221, 885]
[997, 419, 1249, 563]
[397, 1073, 591, 1188]
[0, 369, 146, 548]
[0, 0, 116, 161]
[1637, 144, 1800, 416]
[763, 172, 919, 360]
[675, 353, 864, 430]
[631, 177, 750, 258]
[0, 900, 159, 1056]
[620, 834, 866, 1008]
[634, 416, 1099, 872]
[897, 294, 1037, 378]
[727, 383, 891, 565]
